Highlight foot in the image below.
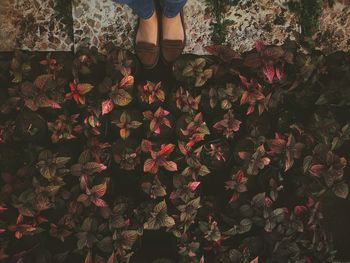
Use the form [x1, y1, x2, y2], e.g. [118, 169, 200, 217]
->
[162, 13, 184, 41]
[136, 10, 158, 45]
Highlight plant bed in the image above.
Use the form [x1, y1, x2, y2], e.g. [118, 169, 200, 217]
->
[0, 42, 350, 263]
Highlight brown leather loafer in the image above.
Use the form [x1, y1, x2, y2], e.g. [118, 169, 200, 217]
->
[135, 16, 160, 69]
[161, 10, 186, 65]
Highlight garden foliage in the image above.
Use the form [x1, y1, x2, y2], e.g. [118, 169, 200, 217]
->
[0, 41, 350, 262]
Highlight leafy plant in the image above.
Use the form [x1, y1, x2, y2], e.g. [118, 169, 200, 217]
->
[239, 144, 271, 175]
[243, 41, 293, 83]
[141, 178, 167, 199]
[239, 75, 267, 115]
[225, 170, 248, 203]
[113, 111, 142, 139]
[39, 53, 63, 77]
[180, 113, 210, 147]
[182, 58, 213, 87]
[109, 76, 134, 109]
[10, 50, 32, 83]
[213, 110, 241, 139]
[1, 43, 349, 263]
[113, 140, 141, 171]
[141, 140, 177, 174]
[174, 86, 201, 113]
[36, 150, 70, 181]
[138, 81, 165, 104]
[303, 144, 348, 199]
[267, 133, 305, 171]
[107, 48, 135, 77]
[144, 200, 175, 230]
[206, 83, 242, 110]
[48, 114, 82, 143]
[66, 80, 93, 105]
[143, 107, 172, 136]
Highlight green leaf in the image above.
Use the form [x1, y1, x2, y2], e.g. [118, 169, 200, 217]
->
[334, 182, 349, 199]
[77, 83, 94, 95]
[40, 166, 56, 180]
[195, 58, 206, 68]
[163, 216, 175, 228]
[182, 66, 194, 77]
[121, 230, 139, 249]
[129, 121, 142, 129]
[34, 74, 53, 89]
[199, 165, 211, 176]
[115, 89, 133, 106]
[238, 218, 252, 234]
[54, 157, 71, 166]
[97, 236, 113, 253]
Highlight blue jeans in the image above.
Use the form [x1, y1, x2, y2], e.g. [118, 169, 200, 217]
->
[115, 0, 187, 19]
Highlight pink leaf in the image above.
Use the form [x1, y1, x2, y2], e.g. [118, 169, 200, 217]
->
[102, 99, 114, 115]
[263, 64, 275, 83]
[255, 41, 265, 52]
[294, 205, 307, 216]
[188, 181, 200, 191]
[94, 198, 107, 207]
[309, 164, 325, 177]
[247, 105, 255, 115]
[154, 127, 161, 134]
[238, 151, 250, 160]
[276, 64, 284, 80]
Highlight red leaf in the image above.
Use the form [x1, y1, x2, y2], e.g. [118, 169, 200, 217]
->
[247, 105, 255, 115]
[255, 41, 266, 52]
[294, 205, 307, 216]
[144, 159, 157, 174]
[243, 53, 262, 68]
[309, 164, 326, 177]
[92, 182, 107, 198]
[77, 194, 89, 202]
[77, 83, 93, 95]
[163, 161, 178, 172]
[238, 151, 250, 160]
[276, 64, 284, 80]
[0, 206, 8, 213]
[267, 139, 286, 154]
[94, 198, 107, 207]
[159, 144, 175, 157]
[119, 75, 134, 88]
[188, 181, 200, 190]
[141, 139, 153, 152]
[263, 47, 285, 60]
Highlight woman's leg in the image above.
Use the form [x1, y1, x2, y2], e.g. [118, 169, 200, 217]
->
[115, 0, 159, 68]
[115, 0, 155, 19]
[162, 0, 187, 41]
[115, 0, 158, 46]
[161, 0, 187, 63]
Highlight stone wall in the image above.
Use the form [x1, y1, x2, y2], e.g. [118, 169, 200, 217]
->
[0, 0, 349, 54]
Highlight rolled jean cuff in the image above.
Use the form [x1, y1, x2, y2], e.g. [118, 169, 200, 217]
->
[163, 0, 187, 18]
[114, 0, 155, 19]
[138, 7, 155, 20]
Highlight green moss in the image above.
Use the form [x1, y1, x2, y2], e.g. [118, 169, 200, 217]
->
[53, 0, 73, 37]
[287, 0, 333, 37]
[205, 0, 241, 45]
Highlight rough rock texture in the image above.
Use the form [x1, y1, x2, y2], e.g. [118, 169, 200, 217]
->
[0, 0, 349, 54]
[313, 1, 350, 53]
[223, 0, 299, 53]
[0, 0, 73, 51]
[73, 0, 137, 53]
